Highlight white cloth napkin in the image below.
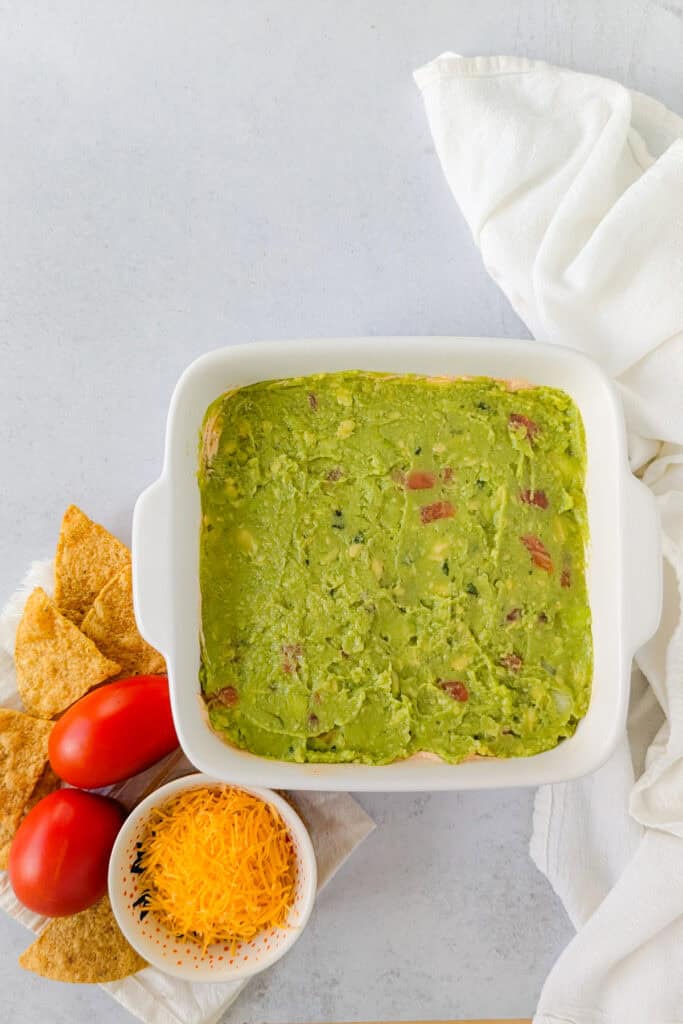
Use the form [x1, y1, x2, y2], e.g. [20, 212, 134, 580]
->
[0, 560, 375, 1024]
[415, 54, 683, 1024]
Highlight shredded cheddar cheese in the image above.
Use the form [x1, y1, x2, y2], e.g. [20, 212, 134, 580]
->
[140, 786, 297, 952]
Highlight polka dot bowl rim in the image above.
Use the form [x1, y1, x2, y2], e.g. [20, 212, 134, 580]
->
[108, 772, 317, 982]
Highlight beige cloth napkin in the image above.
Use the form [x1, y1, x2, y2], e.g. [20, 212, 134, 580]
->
[0, 559, 375, 1024]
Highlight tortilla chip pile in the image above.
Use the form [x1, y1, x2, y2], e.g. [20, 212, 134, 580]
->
[54, 504, 131, 625]
[1, 504, 166, 983]
[16, 587, 121, 718]
[81, 564, 165, 676]
[12, 504, 166, 719]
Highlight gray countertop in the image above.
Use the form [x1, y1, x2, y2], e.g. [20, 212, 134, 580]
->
[1, 1, 681, 1021]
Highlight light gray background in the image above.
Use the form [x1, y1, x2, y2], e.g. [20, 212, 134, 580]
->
[1, 2, 681, 1022]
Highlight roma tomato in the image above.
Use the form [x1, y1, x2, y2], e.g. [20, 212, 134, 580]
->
[8, 789, 124, 916]
[48, 675, 178, 789]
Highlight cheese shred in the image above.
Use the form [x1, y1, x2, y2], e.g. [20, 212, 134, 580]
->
[140, 787, 297, 952]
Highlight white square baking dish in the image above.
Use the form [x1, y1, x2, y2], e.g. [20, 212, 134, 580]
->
[132, 337, 661, 791]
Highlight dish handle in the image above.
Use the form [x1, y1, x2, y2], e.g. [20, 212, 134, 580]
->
[623, 474, 662, 655]
[132, 478, 171, 657]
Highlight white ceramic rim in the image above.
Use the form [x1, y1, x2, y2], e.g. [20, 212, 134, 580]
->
[132, 337, 662, 790]
[108, 772, 317, 981]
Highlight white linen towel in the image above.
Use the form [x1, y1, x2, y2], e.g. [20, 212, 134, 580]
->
[415, 54, 683, 1024]
[0, 560, 375, 1024]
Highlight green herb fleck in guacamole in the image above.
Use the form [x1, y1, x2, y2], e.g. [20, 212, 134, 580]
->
[198, 371, 592, 765]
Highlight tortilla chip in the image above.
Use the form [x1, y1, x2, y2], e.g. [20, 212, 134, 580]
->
[0, 763, 60, 870]
[55, 505, 131, 624]
[19, 894, 147, 983]
[0, 709, 52, 867]
[25, 762, 60, 806]
[15, 588, 120, 718]
[81, 566, 166, 676]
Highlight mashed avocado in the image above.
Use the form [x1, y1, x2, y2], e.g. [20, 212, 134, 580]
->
[198, 372, 592, 765]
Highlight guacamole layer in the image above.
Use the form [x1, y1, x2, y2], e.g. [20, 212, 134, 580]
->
[198, 371, 592, 765]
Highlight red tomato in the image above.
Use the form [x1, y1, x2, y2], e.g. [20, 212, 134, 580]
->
[9, 790, 124, 916]
[520, 534, 554, 573]
[405, 470, 436, 490]
[439, 680, 469, 702]
[508, 412, 540, 441]
[420, 500, 455, 524]
[520, 488, 549, 509]
[48, 675, 178, 789]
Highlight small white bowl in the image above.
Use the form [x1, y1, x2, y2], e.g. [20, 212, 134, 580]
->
[108, 773, 317, 982]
